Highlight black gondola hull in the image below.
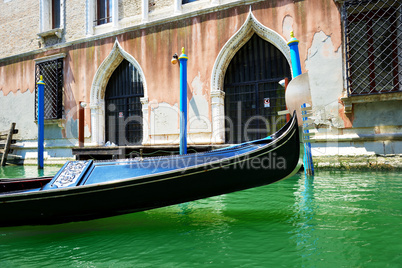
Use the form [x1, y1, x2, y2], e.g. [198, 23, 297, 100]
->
[0, 113, 300, 226]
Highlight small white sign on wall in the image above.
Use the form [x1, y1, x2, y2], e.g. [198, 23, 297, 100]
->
[264, 98, 270, 108]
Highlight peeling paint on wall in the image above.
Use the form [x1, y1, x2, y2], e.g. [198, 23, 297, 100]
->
[189, 72, 210, 134]
[305, 30, 343, 129]
[0, 59, 35, 96]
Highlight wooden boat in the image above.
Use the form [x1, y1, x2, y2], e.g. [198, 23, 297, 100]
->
[0, 112, 300, 226]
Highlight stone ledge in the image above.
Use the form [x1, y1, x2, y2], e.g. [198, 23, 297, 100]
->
[341, 91, 402, 114]
[313, 155, 402, 170]
[37, 28, 63, 46]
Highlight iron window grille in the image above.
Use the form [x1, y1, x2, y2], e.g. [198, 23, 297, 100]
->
[342, 0, 402, 96]
[224, 34, 291, 144]
[35, 58, 64, 120]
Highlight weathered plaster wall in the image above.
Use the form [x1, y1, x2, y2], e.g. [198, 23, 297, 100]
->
[64, 0, 87, 42]
[0, 0, 39, 58]
[305, 31, 344, 129]
[0, 83, 81, 162]
[0, 58, 36, 95]
[0, 79, 79, 145]
[151, 0, 174, 14]
[120, 0, 142, 19]
[353, 101, 402, 128]
[0, 90, 37, 140]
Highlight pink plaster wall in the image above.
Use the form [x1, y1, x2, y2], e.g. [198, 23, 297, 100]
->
[0, 59, 35, 95]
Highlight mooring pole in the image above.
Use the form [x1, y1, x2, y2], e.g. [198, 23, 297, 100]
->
[287, 31, 314, 177]
[179, 47, 188, 155]
[79, 101, 85, 147]
[302, 103, 314, 176]
[37, 75, 45, 169]
[287, 31, 302, 77]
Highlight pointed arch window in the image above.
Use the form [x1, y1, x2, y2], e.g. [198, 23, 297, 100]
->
[105, 60, 144, 145]
[224, 34, 291, 143]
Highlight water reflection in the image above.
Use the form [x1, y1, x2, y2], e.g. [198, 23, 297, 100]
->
[0, 165, 60, 179]
[0, 170, 401, 267]
[290, 175, 318, 262]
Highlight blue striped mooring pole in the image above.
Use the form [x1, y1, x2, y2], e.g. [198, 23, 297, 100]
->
[287, 31, 314, 176]
[37, 75, 45, 169]
[179, 48, 188, 155]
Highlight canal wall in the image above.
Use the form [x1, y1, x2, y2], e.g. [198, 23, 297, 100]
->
[313, 155, 402, 170]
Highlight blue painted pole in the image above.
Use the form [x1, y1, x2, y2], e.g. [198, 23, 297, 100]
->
[302, 103, 314, 177]
[179, 47, 188, 155]
[287, 31, 314, 177]
[287, 31, 302, 78]
[37, 75, 45, 169]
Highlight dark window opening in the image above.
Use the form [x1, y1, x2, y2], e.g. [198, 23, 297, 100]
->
[105, 60, 144, 146]
[35, 58, 64, 120]
[182, 0, 198, 4]
[343, 0, 402, 96]
[52, 0, 61, 29]
[224, 34, 291, 144]
[96, 0, 112, 25]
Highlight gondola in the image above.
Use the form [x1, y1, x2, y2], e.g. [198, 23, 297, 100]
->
[0, 112, 301, 227]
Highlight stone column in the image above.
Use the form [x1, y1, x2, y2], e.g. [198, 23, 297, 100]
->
[86, 0, 95, 36]
[140, 97, 149, 145]
[174, 0, 181, 14]
[142, 0, 149, 22]
[90, 99, 105, 146]
[112, 0, 119, 28]
[211, 90, 225, 144]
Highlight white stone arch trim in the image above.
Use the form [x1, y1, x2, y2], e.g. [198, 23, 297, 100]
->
[210, 9, 291, 144]
[90, 39, 148, 145]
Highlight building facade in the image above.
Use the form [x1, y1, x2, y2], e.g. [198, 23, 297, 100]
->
[0, 0, 401, 163]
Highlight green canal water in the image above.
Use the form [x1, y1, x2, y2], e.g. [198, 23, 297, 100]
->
[0, 166, 401, 267]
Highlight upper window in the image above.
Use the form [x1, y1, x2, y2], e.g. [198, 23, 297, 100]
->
[39, 0, 62, 32]
[343, 0, 401, 96]
[182, 0, 198, 4]
[96, 0, 112, 25]
[35, 58, 64, 120]
[52, 0, 61, 29]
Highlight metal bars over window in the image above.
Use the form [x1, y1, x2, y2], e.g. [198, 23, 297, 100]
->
[95, 0, 112, 26]
[343, 0, 402, 96]
[105, 59, 144, 146]
[224, 34, 291, 144]
[35, 58, 64, 120]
